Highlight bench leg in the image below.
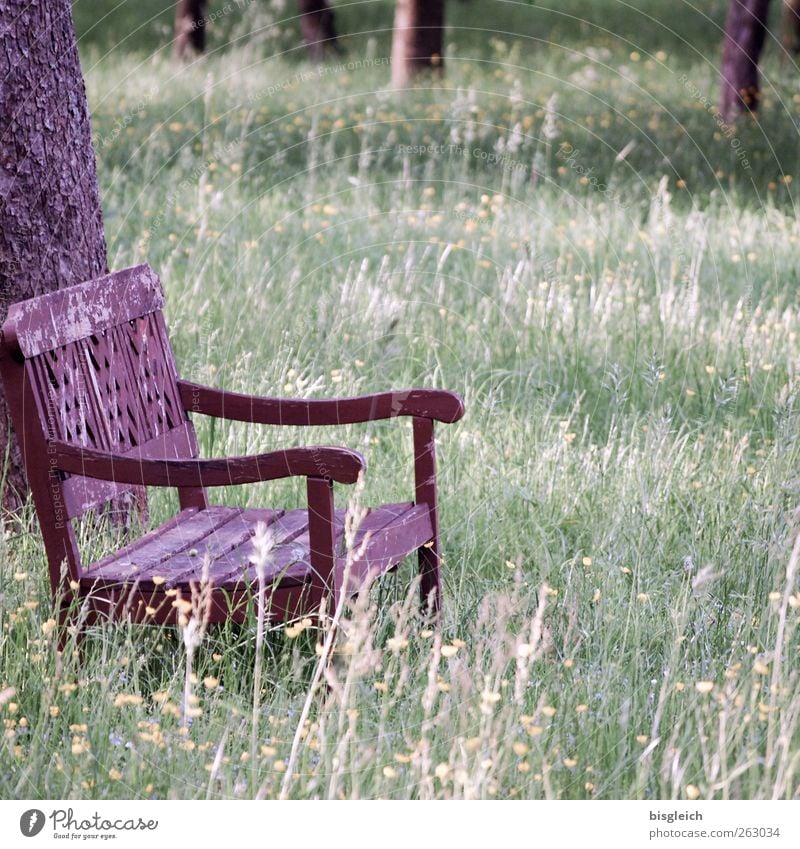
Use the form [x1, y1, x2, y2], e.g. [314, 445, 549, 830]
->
[307, 476, 339, 619]
[413, 417, 441, 618]
[57, 610, 71, 655]
[419, 539, 441, 618]
[57, 598, 86, 663]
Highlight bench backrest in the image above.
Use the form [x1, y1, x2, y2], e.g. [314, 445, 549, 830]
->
[0, 264, 200, 586]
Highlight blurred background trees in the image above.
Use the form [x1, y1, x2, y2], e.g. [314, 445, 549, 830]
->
[391, 0, 446, 87]
[174, 0, 208, 58]
[720, 0, 771, 121]
[298, 0, 341, 60]
[782, 0, 800, 54]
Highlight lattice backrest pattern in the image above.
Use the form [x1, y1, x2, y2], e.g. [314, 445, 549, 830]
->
[3, 265, 197, 520]
[29, 312, 184, 452]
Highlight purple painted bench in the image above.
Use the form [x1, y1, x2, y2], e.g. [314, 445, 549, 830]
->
[0, 264, 463, 643]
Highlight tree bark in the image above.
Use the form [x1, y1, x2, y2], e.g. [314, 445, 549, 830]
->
[298, 0, 341, 61]
[783, 0, 800, 55]
[391, 0, 445, 88]
[174, 0, 208, 59]
[0, 0, 108, 509]
[720, 0, 772, 121]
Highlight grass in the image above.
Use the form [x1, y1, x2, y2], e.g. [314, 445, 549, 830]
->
[1, 0, 800, 799]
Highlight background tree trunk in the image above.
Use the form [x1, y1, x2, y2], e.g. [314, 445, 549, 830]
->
[0, 0, 108, 510]
[174, 0, 208, 59]
[782, 0, 800, 54]
[720, 0, 772, 121]
[298, 0, 340, 61]
[391, 0, 445, 88]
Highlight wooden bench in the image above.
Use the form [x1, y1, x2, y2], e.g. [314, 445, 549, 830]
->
[0, 264, 463, 643]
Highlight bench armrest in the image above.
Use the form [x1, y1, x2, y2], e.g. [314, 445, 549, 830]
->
[52, 441, 365, 487]
[177, 381, 465, 426]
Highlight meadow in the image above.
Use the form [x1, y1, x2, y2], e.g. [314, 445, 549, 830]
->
[1, 0, 799, 799]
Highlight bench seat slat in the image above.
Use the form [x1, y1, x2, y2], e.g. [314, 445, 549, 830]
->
[193, 507, 322, 587]
[238, 507, 351, 586]
[82, 503, 427, 593]
[341, 504, 433, 589]
[238, 503, 417, 587]
[160, 507, 293, 587]
[84, 506, 240, 581]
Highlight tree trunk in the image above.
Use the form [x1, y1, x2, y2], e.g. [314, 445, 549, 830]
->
[0, 0, 108, 510]
[174, 0, 208, 59]
[720, 0, 772, 121]
[298, 0, 341, 61]
[391, 0, 445, 88]
[783, 0, 800, 55]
